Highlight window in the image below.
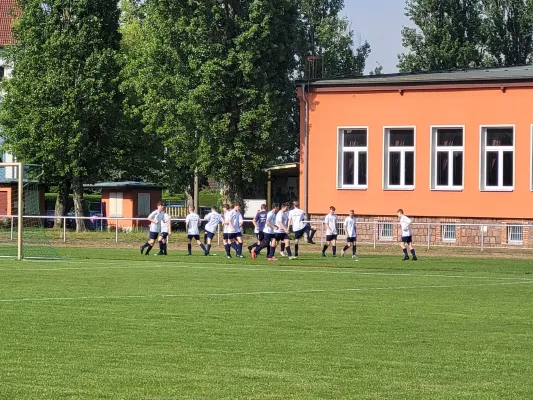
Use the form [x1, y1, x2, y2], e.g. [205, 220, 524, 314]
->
[384, 128, 415, 189]
[138, 193, 151, 217]
[508, 225, 523, 244]
[431, 127, 464, 190]
[338, 128, 368, 188]
[379, 222, 393, 240]
[442, 224, 456, 242]
[109, 192, 123, 217]
[480, 126, 514, 190]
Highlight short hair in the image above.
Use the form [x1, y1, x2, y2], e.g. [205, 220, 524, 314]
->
[397, 209, 404, 214]
[330, 206, 336, 211]
[260, 204, 267, 210]
[211, 206, 218, 211]
[349, 209, 354, 213]
[222, 203, 230, 209]
[272, 203, 279, 209]
[233, 203, 240, 208]
[157, 201, 164, 207]
[293, 200, 299, 207]
[283, 202, 290, 208]
[189, 206, 195, 211]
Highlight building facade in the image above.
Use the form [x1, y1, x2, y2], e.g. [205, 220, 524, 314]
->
[298, 66, 533, 248]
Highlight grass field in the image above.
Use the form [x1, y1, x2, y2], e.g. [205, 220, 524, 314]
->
[1, 249, 532, 399]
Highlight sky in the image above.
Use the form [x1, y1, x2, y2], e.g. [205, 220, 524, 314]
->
[342, 0, 412, 74]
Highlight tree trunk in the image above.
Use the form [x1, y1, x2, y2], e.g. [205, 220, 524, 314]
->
[71, 176, 86, 232]
[54, 179, 70, 228]
[221, 180, 244, 212]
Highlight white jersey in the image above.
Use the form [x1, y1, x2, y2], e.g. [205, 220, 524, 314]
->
[148, 210, 165, 233]
[160, 213, 171, 233]
[223, 211, 233, 234]
[186, 212, 201, 235]
[344, 216, 357, 238]
[288, 208, 306, 232]
[400, 215, 412, 237]
[275, 210, 289, 233]
[230, 210, 242, 233]
[263, 210, 277, 234]
[324, 213, 338, 235]
[204, 212, 222, 233]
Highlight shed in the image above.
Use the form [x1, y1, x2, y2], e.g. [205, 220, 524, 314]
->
[84, 182, 165, 229]
[0, 180, 45, 216]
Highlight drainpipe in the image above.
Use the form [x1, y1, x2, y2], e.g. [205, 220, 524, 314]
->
[301, 83, 309, 215]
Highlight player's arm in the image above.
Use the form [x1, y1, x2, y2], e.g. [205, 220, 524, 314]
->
[185, 216, 189, 233]
[253, 213, 259, 229]
[239, 215, 243, 229]
[323, 216, 329, 233]
[344, 221, 348, 236]
[266, 218, 277, 230]
[148, 211, 158, 224]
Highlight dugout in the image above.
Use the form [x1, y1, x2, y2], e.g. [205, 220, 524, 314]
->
[266, 163, 299, 209]
[85, 182, 165, 229]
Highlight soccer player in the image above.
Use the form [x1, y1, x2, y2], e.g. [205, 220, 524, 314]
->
[156, 208, 172, 256]
[398, 209, 417, 261]
[341, 209, 358, 261]
[273, 202, 295, 259]
[252, 203, 279, 260]
[288, 200, 316, 257]
[322, 206, 338, 257]
[186, 206, 208, 255]
[140, 201, 165, 256]
[249, 205, 268, 253]
[222, 204, 234, 258]
[203, 206, 223, 255]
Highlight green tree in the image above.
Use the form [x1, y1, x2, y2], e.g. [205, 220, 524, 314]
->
[483, 0, 533, 66]
[398, 0, 485, 71]
[299, 0, 371, 77]
[0, 0, 122, 231]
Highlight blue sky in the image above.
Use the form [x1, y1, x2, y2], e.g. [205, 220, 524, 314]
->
[342, 0, 412, 74]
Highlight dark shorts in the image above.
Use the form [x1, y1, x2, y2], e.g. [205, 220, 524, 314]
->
[149, 231, 159, 240]
[294, 226, 310, 239]
[347, 236, 357, 243]
[275, 232, 289, 241]
[188, 235, 200, 241]
[235, 232, 243, 238]
[401, 236, 413, 244]
[264, 233, 274, 243]
[326, 234, 338, 242]
[205, 231, 215, 240]
[224, 233, 237, 240]
[256, 232, 265, 242]
[160, 232, 169, 240]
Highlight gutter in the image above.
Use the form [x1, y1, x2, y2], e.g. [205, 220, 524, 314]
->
[301, 83, 309, 214]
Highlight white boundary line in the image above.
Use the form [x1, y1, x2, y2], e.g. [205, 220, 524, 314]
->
[0, 280, 531, 304]
[0, 260, 531, 282]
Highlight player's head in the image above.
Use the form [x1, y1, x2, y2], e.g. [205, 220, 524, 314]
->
[293, 200, 299, 208]
[397, 209, 404, 217]
[211, 206, 218, 212]
[349, 209, 355, 217]
[157, 201, 165, 211]
[188, 206, 195, 213]
[281, 202, 290, 212]
[260, 204, 267, 211]
[329, 206, 336, 214]
[233, 203, 240, 211]
[272, 203, 279, 212]
[222, 203, 230, 212]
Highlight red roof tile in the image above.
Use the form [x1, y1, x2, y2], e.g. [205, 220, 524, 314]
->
[0, 0, 15, 46]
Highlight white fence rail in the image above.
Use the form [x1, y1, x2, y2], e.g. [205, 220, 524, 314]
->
[2, 215, 533, 252]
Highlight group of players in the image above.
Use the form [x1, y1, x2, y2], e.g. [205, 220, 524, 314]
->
[139, 201, 418, 261]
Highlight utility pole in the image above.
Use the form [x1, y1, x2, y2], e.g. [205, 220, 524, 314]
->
[193, 167, 199, 212]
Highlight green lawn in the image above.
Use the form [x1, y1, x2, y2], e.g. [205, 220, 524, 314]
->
[0, 250, 532, 399]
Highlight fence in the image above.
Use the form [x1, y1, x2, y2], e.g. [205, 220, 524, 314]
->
[2, 215, 533, 252]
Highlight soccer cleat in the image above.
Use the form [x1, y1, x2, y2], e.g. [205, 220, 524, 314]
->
[226, 255, 232, 259]
[251, 250, 257, 259]
[412, 256, 418, 261]
[321, 253, 326, 257]
[280, 251, 287, 257]
[353, 256, 359, 262]
[205, 252, 209, 256]
[140, 246, 144, 255]
[307, 240, 316, 244]
[289, 256, 298, 260]
[332, 255, 337, 258]
[154, 253, 162, 256]
[403, 256, 410, 261]
[267, 257, 278, 261]
[187, 253, 192, 256]
[237, 255, 244, 258]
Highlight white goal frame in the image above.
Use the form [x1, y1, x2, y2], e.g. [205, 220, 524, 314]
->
[0, 162, 24, 260]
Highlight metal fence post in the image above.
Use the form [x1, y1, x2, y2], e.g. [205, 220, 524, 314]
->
[481, 226, 484, 252]
[10, 216, 14, 241]
[427, 223, 430, 250]
[373, 221, 377, 249]
[115, 219, 119, 244]
[217, 224, 220, 246]
[63, 218, 67, 243]
[320, 221, 324, 247]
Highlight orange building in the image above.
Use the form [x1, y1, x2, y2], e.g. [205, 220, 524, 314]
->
[298, 66, 533, 241]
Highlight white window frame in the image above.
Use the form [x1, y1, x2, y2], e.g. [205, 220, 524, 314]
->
[430, 125, 465, 191]
[383, 126, 416, 190]
[441, 223, 457, 242]
[109, 192, 124, 218]
[479, 125, 515, 192]
[507, 225, 523, 245]
[336, 126, 369, 190]
[379, 222, 393, 240]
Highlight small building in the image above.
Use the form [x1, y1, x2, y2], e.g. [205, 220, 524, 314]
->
[85, 182, 165, 229]
[0, 180, 45, 216]
[298, 66, 533, 246]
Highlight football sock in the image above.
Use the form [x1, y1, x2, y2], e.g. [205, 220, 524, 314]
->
[280, 243, 285, 252]
[231, 242, 238, 252]
[146, 245, 153, 255]
[187, 243, 192, 254]
[343, 245, 349, 252]
[158, 241, 164, 252]
[332, 246, 337, 256]
[309, 229, 316, 241]
[353, 246, 356, 256]
[403, 248, 408, 257]
[225, 244, 231, 256]
[141, 242, 149, 250]
[286, 246, 292, 257]
[237, 243, 243, 256]
[200, 243, 207, 253]
[411, 249, 417, 257]
[255, 242, 266, 254]
[268, 247, 276, 258]
[207, 244, 211, 254]
[322, 245, 328, 253]
[295, 243, 299, 256]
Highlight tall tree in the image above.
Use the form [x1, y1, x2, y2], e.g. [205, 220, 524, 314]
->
[483, 0, 533, 66]
[398, 0, 485, 71]
[299, 0, 371, 77]
[0, 0, 122, 231]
